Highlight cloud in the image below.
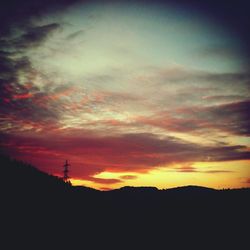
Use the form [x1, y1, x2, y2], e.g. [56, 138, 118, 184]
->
[0, 55, 31, 82]
[0, 87, 61, 132]
[202, 95, 248, 103]
[66, 30, 85, 40]
[195, 45, 241, 60]
[244, 178, 250, 184]
[0, 23, 65, 134]
[120, 175, 138, 180]
[87, 177, 122, 185]
[149, 66, 250, 87]
[1, 131, 249, 184]
[175, 164, 234, 174]
[0, 0, 81, 37]
[0, 2, 249, 139]
[13, 23, 61, 49]
[131, 66, 250, 114]
[136, 100, 250, 136]
[204, 170, 234, 174]
[190, 100, 250, 136]
[0, 0, 84, 122]
[177, 165, 197, 173]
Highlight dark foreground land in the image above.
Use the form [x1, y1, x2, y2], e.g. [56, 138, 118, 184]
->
[1, 155, 249, 249]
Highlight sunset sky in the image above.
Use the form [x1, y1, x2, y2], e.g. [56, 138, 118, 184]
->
[0, 0, 249, 190]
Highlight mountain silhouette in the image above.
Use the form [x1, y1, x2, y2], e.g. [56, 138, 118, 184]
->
[1, 154, 249, 249]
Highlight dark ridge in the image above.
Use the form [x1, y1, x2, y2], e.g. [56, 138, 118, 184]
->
[115, 185, 159, 191]
[166, 185, 215, 191]
[1, 154, 249, 249]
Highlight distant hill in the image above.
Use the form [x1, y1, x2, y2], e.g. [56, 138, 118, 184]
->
[1, 154, 249, 249]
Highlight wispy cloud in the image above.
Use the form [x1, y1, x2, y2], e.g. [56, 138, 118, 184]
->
[175, 164, 234, 174]
[120, 175, 138, 180]
[66, 30, 85, 40]
[135, 100, 250, 136]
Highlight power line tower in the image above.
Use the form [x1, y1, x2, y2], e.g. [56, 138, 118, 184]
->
[63, 160, 70, 183]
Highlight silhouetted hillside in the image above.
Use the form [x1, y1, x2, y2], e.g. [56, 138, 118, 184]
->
[1, 155, 249, 249]
[1, 154, 70, 190]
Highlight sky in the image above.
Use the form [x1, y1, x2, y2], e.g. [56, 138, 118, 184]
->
[0, 0, 250, 190]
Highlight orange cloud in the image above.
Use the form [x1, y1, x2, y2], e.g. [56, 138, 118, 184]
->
[13, 93, 33, 99]
[1, 131, 250, 188]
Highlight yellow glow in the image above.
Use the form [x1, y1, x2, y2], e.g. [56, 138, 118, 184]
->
[71, 160, 250, 190]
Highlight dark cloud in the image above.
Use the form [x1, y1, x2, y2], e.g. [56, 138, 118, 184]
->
[0, 23, 60, 90]
[137, 100, 250, 136]
[176, 165, 234, 174]
[204, 170, 234, 174]
[0, 55, 31, 83]
[13, 23, 61, 49]
[196, 100, 250, 136]
[66, 30, 85, 40]
[1, 132, 249, 183]
[0, 23, 63, 133]
[0, 0, 81, 37]
[0, 0, 82, 122]
[0, 78, 75, 133]
[201, 72, 250, 85]
[153, 67, 250, 86]
[196, 45, 241, 60]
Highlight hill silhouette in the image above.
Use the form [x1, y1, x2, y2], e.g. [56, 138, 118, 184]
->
[1, 155, 249, 249]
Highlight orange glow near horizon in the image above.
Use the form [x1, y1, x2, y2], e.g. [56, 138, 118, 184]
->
[69, 160, 250, 190]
